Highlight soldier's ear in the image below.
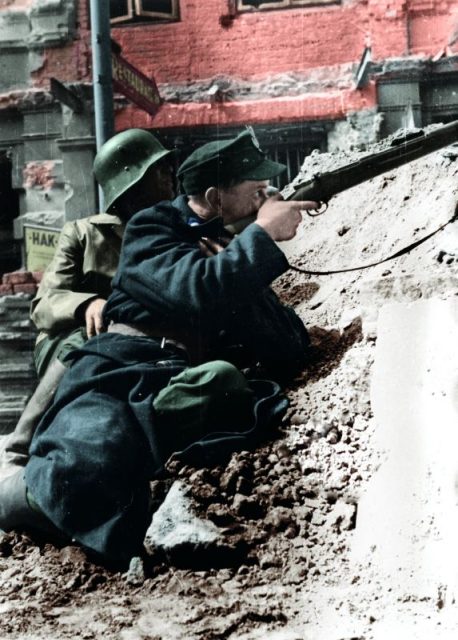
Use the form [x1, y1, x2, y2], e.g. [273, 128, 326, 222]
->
[204, 187, 221, 213]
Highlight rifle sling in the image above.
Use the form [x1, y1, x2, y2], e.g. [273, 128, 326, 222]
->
[288, 211, 457, 276]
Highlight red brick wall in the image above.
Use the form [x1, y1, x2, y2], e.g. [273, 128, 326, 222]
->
[113, 0, 458, 129]
[114, 2, 370, 81]
[0, 271, 41, 296]
[32, 0, 458, 128]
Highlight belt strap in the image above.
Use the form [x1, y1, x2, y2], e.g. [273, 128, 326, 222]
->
[107, 322, 188, 354]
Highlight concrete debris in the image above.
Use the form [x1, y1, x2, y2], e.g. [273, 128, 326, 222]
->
[144, 480, 221, 555]
[326, 501, 356, 532]
[123, 556, 146, 586]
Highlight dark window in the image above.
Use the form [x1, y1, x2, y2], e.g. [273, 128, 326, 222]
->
[238, 0, 338, 10]
[241, 0, 288, 7]
[420, 76, 458, 126]
[110, 0, 178, 24]
[0, 153, 21, 275]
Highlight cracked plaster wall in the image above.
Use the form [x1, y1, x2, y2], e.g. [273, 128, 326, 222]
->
[0, 0, 76, 90]
[0, 0, 95, 237]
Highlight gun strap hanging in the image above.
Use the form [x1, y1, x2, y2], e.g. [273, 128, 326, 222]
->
[288, 211, 457, 276]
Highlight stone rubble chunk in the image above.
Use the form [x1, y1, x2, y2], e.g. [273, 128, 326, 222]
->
[144, 480, 221, 555]
[264, 506, 293, 531]
[123, 556, 146, 586]
[352, 415, 368, 432]
[338, 308, 361, 331]
[220, 457, 249, 493]
[311, 511, 326, 526]
[326, 501, 356, 532]
[232, 493, 263, 519]
[206, 502, 235, 526]
[300, 458, 321, 475]
[259, 551, 282, 569]
[326, 470, 350, 489]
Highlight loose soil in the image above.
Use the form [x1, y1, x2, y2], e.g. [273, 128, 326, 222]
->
[1, 131, 457, 639]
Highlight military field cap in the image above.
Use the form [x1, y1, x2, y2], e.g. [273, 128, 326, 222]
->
[177, 127, 286, 195]
[93, 128, 174, 210]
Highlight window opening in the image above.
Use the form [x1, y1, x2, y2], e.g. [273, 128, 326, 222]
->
[110, 0, 179, 25]
[237, 0, 339, 12]
[0, 153, 21, 275]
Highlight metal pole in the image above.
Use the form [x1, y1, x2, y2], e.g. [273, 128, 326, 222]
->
[89, 0, 114, 211]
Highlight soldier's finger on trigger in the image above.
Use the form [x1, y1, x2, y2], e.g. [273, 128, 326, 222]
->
[296, 200, 318, 211]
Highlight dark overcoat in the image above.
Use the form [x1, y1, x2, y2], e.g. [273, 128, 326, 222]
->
[105, 196, 310, 378]
[25, 196, 310, 566]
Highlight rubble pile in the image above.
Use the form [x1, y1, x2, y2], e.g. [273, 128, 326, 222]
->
[0, 135, 457, 639]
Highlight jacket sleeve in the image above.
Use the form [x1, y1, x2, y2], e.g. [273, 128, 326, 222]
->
[30, 222, 100, 332]
[116, 207, 290, 326]
[111, 205, 311, 380]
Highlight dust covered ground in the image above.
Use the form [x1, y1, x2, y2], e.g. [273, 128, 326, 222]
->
[1, 131, 458, 639]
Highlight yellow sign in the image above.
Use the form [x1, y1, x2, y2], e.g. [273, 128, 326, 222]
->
[24, 224, 61, 272]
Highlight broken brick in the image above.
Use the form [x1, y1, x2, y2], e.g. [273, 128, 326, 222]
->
[13, 284, 37, 295]
[0, 284, 13, 295]
[3, 271, 35, 285]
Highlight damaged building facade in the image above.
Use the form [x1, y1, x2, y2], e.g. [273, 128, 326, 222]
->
[0, 0, 94, 276]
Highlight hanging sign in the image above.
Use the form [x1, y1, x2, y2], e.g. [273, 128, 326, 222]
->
[112, 52, 162, 117]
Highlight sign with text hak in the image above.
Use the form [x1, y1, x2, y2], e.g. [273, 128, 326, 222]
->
[112, 52, 162, 117]
[24, 224, 60, 272]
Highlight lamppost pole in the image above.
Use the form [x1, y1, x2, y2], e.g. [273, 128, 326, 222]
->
[89, 0, 114, 210]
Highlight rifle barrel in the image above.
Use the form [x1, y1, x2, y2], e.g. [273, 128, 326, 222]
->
[289, 119, 458, 203]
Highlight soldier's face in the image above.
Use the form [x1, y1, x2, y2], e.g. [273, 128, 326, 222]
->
[145, 161, 175, 202]
[218, 179, 270, 224]
[132, 161, 174, 210]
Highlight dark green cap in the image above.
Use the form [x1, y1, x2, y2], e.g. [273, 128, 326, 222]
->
[177, 127, 286, 195]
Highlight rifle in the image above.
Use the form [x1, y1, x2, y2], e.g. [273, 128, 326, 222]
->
[288, 119, 458, 204]
[227, 120, 458, 234]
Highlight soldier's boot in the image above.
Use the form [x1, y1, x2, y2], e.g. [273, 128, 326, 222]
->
[0, 469, 57, 536]
[1, 359, 67, 478]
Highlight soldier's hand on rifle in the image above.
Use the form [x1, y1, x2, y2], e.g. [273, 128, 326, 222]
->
[255, 194, 319, 241]
[84, 297, 106, 338]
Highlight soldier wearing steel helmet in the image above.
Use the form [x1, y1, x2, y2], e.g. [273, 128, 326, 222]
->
[0, 128, 175, 480]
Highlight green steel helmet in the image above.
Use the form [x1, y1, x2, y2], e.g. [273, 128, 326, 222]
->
[93, 129, 174, 210]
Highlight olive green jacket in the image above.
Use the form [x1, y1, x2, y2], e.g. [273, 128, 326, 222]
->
[31, 214, 124, 335]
